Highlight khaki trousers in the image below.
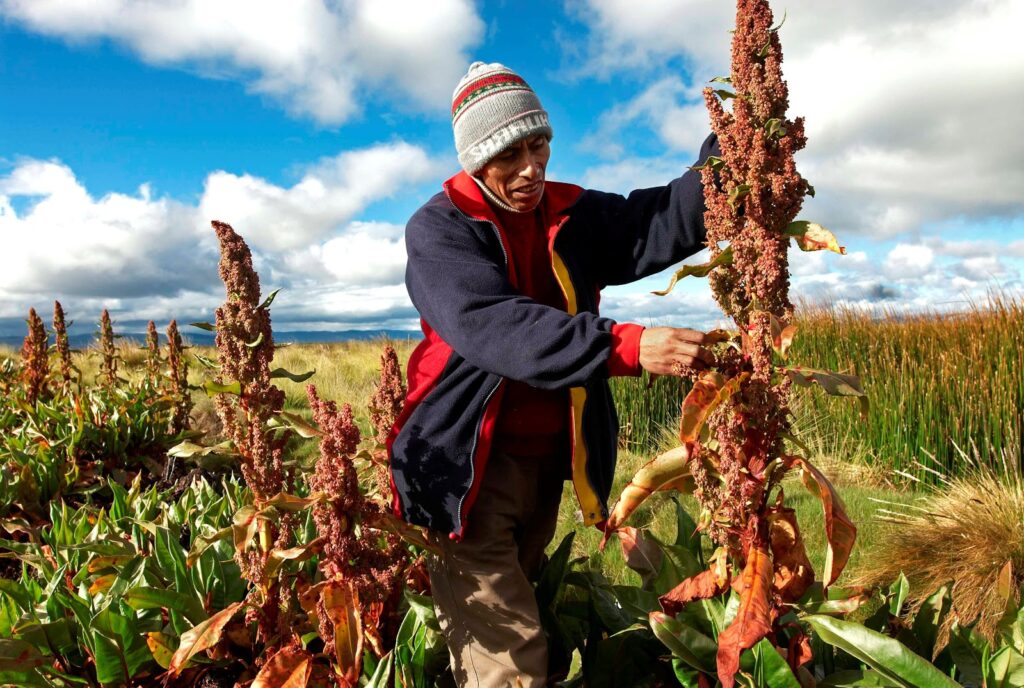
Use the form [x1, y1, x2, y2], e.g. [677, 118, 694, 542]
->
[426, 448, 566, 688]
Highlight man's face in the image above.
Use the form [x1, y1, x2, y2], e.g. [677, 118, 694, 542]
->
[477, 134, 551, 212]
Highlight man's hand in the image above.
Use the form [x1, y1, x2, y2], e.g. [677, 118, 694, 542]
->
[638, 327, 716, 376]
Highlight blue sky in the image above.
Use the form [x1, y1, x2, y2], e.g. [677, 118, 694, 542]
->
[1, 0, 1022, 338]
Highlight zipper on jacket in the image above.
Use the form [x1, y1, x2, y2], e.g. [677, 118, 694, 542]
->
[442, 185, 510, 540]
[452, 378, 503, 539]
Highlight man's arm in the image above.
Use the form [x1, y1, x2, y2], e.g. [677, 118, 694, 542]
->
[579, 133, 721, 288]
[405, 205, 619, 389]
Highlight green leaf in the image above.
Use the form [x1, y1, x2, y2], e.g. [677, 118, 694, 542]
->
[888, 573, 910, 616]
[650, 611, 717, 674]
[818, 670, 901, 687]
[911, 584, 950, 660]
[203, 380, 242, 396]
[757, 41, 771, 58]
[765, 118, 786, 138]
[189, 322, 215, 332]
[688, 155, 725, 172]
[708, 76, 732, 84]
[272, 411, 321, 439]
[536, 532, 575, 614]
[269, 367, 315, 383]
[771, 10, 787, 32]
[751, 637, 801, 688]
[192, 353, 220, 370]
[257, 287, 281, 310]
[947, 623, 986, 686]
[985, 645, 1024, 687]
[244, 332, 265, 348]
[805, 614, 960, 687]
[714, 89, 737, 100]
[125, 586, 206, 625]
[652, 246, 733, 296]
[727, 184, 751, 210]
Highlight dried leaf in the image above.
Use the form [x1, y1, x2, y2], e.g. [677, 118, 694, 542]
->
[146, 632, 175, 670]
[680, 371, 747, 444]
[603, 445, 697, 536]
[252, 646, 313, 688]
[263, 492, 324, 513]
[768, 314, 797, 358]
[789, 456, 857, 587]
[785, 366, 868, 420]
[652, 247, 734, 296]
[717, 547, 774, 688]
[169, 601, 243, 676]
[322, 580, 363, 681]
[785, 221, 846, 255]
[767, 507, 815, 602]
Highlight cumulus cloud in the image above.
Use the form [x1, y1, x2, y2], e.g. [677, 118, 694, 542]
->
[0, 0, 485, 124]
[0, 159, 215, 303]
[199, 142, 440, 252]
[569, 0, 1024, 240]
[0, 142, 440, 335]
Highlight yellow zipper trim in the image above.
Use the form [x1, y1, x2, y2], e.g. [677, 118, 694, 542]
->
[552, 248, 604, 525]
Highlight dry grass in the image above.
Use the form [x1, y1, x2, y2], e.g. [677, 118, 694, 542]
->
[853, 441, 1024, 640]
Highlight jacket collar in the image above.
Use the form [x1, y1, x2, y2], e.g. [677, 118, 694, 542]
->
[442, 170, 584, 225]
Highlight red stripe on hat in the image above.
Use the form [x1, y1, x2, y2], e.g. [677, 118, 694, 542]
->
[451, 73, 528, 117]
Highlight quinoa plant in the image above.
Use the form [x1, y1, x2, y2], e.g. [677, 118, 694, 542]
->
[604, 1, 867, 684]
[166, 319, 191, 435]
[98, 308, 117, 387]
[207, 220, 296, 646]
[52, 300, 72, 385]
[369, 344, 405, 447]
[19, 307, 49, 405]
[368, 343, 406, 500]
[307, 384, 406, 683]
[145, 319, 160, 385]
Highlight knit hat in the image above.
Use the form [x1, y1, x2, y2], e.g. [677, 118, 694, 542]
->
[452, 62, 553, 174]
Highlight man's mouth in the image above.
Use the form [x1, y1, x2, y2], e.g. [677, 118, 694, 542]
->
[512, 181, 543, 197]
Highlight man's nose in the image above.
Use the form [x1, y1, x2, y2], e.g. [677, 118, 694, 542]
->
[519, 153, 543, 179]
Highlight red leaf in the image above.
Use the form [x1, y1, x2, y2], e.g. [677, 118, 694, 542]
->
[659, 550, 730, 615]
[787, 632, 813, 672]
[716, 547, 773, 688]
[767, 507, 815, 602]
[790, 456, 857, 587]
[617, 526, 664, 588]
[252, 646, 313, 688]
[169, 601, 243, 676]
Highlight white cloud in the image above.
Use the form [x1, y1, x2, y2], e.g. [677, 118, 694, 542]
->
[884, 243, 935, 279]
[0, 159, 214, 301]
[570, 0, 1024, 239]
[0, 143, 441, 335]
[199, 142, 440, 252]
[0, 0, 485, 125]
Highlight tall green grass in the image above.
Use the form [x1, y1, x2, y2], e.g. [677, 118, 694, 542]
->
[789, 295, 1023, 481]
[609, 296, 1023, 482]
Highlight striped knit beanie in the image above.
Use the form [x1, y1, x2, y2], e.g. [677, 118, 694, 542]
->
[452, 62, 553, 174]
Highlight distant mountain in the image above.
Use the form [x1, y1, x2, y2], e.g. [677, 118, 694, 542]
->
[0, 329, 422, 349]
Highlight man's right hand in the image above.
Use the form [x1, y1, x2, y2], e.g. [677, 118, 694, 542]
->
[638, 327, 716, 376]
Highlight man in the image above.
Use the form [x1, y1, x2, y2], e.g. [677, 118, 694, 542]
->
[387, 62, 719, 686]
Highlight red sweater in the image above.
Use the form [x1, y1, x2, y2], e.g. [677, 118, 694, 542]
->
[492, 203, 644, 456]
